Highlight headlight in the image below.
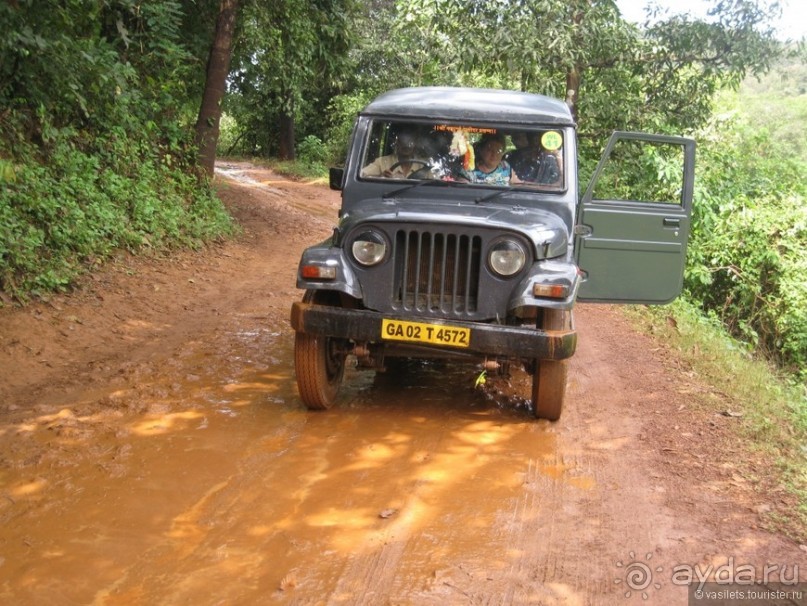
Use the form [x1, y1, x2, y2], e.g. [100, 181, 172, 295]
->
[489, 239, 526, 277]
[351, 231, 387, 266]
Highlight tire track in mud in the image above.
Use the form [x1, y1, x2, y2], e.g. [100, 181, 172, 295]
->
[2, 164, 805, 606]
[91, 299, 801, 606]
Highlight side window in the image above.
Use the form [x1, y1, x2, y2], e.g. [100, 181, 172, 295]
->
[592, 139, 686, 205]
[362, 122, 391, 167]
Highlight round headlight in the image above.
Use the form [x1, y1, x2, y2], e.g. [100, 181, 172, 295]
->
[351, 231, 387, 266]
[489, 240, 526, 277]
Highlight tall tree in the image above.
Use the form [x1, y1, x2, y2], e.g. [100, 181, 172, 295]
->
[195, 0, 240, 176]
[393, 0, 781, 137]
[394, 0, 635, 122]
[226, 0, 355, 160]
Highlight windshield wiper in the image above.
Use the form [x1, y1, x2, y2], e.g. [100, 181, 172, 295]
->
[474, 189, 512, 204]
[382, 179, 450, 199]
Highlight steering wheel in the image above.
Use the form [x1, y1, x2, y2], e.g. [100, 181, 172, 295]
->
[389, 159, 432, 177]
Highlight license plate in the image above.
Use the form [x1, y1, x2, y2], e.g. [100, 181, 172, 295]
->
[381, 319, 470, 348]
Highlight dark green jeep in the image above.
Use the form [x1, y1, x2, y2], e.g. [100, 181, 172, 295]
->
[290, 87, 695, 420]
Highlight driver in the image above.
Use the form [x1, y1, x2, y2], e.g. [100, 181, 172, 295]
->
[360, 130, 428, 179]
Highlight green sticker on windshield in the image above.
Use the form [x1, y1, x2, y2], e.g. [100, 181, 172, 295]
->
[541, 131, 562, 151]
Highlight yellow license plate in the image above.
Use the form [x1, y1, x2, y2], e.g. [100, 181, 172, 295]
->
[381, 319, 471, 348]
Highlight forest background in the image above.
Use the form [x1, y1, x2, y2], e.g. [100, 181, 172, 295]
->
[1, 2, 805, 424]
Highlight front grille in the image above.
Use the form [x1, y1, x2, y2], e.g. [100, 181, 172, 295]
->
[392, 229, 482, 315]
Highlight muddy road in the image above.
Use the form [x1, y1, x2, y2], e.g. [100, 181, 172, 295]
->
[0, 162, 804, 605]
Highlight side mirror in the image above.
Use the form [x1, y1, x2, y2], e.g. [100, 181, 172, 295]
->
[329, 167, 344, 191]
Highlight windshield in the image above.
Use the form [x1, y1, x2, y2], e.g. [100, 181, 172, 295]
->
[358, 120, 565, 192]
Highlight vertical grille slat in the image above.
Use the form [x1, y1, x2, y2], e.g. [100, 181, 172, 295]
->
[451, 234, 461, 312]
[439, 234, 448, 309]
[394, 228, 481, 316]
[464, 235, 474, 306]
[413, 231, 423, 304]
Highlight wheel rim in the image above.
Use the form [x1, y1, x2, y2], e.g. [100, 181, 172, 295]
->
[324, 337, 345, 383]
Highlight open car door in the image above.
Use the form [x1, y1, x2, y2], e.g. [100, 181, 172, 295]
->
[575, 132, 696, 303]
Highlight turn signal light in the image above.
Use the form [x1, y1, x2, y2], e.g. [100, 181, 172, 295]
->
[301, 265, 337, 279]
[533, 283, 569, 299]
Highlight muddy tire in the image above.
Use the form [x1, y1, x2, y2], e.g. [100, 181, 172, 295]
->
[294, 331, 345, 410]
[294, 291, 346, 410]
[531, 309, 570, 421]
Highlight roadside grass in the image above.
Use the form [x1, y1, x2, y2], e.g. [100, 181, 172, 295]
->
[625, 300, 807, 542]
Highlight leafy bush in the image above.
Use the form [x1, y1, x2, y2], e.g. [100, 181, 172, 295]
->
[686, 112, 807, 380]
[0, 135, 234, 301]
[0, 0, 235, 303]
[324, 92, 375, 165]
[297, 135, 329, 170]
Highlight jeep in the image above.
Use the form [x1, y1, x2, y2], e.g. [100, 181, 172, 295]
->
[290, 86, 695, 420]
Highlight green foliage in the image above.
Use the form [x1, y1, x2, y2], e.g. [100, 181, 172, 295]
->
[322, 91, 374, 164]
[394, 0, 634, 100]
[634, 1, 781, 129]
[731, 52, 807, 164]
[296, 135, 329, 171]
[592, 138, 688, 204]
[0, 0, 234, 302]
[224, 0, 357, 158]
[0, 0, 205, 145]
[0, 135, 234, 300]
[686, 108, 807, 379]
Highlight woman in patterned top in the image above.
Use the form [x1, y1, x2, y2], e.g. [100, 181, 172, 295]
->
[459, 133, 518, 186]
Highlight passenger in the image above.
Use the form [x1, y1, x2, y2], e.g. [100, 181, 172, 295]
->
[360, 130, 428, 179]
[458, 133, 515, 186]
[510, 132, 563, 186]
[419, 129, 455, 179]
[505, 132, 530, 175]
[507, 132, 530, 157]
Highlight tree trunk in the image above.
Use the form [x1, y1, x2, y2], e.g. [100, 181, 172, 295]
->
[565, 66, 580, 124]
[195, 0, 239, 177]
[278, 97, 295, 161]
[565, 3, 585, 124]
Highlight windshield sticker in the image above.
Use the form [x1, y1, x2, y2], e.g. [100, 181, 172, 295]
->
[541, 131, 563, 151]
[435, 124, 497, 135]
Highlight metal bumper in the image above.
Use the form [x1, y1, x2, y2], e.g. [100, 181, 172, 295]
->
[290, 302, 577, 361]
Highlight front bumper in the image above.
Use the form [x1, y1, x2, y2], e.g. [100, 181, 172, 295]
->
[290, 302, 577, 361]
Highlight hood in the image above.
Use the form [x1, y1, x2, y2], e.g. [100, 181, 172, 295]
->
[339, 196, 570, 259]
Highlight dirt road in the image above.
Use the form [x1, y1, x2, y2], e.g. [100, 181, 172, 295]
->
[0, 162, 804, 605]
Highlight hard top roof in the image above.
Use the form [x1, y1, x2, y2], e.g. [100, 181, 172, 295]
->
[361, 87, 575, 127]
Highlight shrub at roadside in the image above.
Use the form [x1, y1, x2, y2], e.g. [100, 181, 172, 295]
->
[0, 135, 234, 301]
[0, 1, 238, 303]
[686, 114, 807, 381]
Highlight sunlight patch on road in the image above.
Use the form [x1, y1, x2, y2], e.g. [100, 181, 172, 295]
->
[131, 410, 206, 436]
[10, 477, 48, 498]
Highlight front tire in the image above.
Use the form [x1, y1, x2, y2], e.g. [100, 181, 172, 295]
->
[294, 331, 345, 410]
[294, 291, 347, 410]
[531, 309, 570, 421]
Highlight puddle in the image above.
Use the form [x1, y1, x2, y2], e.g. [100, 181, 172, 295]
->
[0, 325, 595, 604]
